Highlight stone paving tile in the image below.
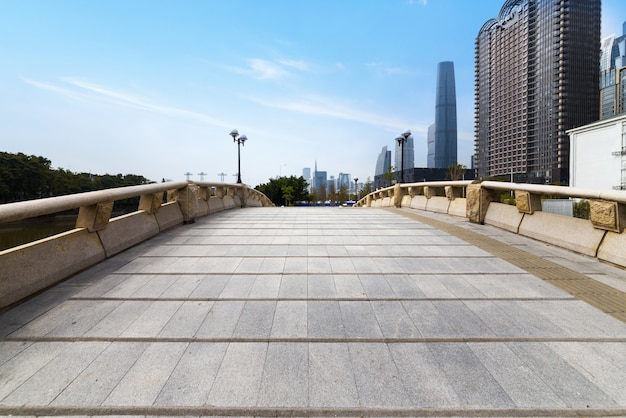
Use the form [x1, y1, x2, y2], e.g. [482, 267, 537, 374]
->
[307, 301, 345, 338]
[195, 301, 245, 338]
[120, 301, 182, 338]
[384, 274, 426, 298]
[85, 300, 152, 338]
[248, 275, 281, 298]
[388, 343, 460, 407]
[358, 274, 396, 298]
[430, 342, 515, 408]
[468, 342, 567, 407]
[189, 274, 231, 298]
[52, 342, 148, 406]
[0, 341, 66, 400]
[334, 274, 366, 298]
[257, 343, 308, 407]
[507, 342, 617, 408]
[277, 274, 308, 298]
[206, 342, 267, 407]
[402, 300, 458, 338]
[307, 274, 337, 298]
[158, 301, 214, 338]
[158, 274, 204, 298]
[270, 301, 307, 338]
[102, 342, 188, 406]
[370, 301, 421, 338]
[340, 301, 384, 338]
[348, 343, 412, 408]
[233, 301, 276, 338]
[154, 342, 228, 406]
[2, 341, 109, 406]
[218, 275, 255, 298]
[308, 343, 359, 407]
[546, 342, 626, 404]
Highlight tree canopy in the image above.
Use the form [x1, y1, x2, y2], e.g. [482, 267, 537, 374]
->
[255, 175, 310, 206]
[0, 151, 152, 204]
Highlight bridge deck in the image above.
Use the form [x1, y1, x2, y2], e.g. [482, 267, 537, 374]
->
[1, 207, 626, 417]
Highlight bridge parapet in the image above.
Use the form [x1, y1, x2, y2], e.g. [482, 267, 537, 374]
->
[0, 181, 272, 309]
[357, 180, 626, 269]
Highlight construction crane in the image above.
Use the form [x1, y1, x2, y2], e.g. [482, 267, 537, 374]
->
[217, 172, 227, 182]
[198, 172, 207, 181]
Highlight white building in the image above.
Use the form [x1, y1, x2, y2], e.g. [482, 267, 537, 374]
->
[568, 114, 626, 190]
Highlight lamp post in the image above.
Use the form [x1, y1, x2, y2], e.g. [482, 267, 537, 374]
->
[230, 129, 247, 184]
[353, 177, 359, 201]
[396, 129, 411, 184]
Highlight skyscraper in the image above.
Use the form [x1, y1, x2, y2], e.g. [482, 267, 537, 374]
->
[374, 145, 392, 188]
[434, 61, 458, 168]
[427, 123, 436, 168]
[600, 21, 626, 120]
[394, 135, 414, 176]
[474, 0, 600, 184]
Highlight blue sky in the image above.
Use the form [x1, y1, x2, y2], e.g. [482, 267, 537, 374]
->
[1, 0, 624, 187]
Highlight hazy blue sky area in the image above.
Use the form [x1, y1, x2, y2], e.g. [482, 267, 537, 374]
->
[1, 0, 623, 186]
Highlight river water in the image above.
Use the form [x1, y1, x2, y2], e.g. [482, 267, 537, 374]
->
[0, 217, 78, 251]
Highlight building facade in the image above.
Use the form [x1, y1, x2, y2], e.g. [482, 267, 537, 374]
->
[474, 0, 600, 184]
[394, 134, 414, 181]
[569, 113, 626, 191]
[600, 21, 626, 120]
[427, 123, 436, 168]
[434, 61, 458, 168]
[374, 146, 392, 189]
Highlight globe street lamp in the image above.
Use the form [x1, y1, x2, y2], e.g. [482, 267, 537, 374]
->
[354, 177, 359, 201]
[230, 129, 248, 184]
[396, 129, 411, 183]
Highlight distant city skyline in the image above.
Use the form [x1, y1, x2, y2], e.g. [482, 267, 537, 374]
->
[1, 0, 623, 187]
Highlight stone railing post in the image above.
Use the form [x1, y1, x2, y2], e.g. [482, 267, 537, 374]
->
[139, 193, 162, 215]
[176, 184, 199, 224]
[590, 200, 626, 233]
[76, 201, 114, 232]
[393, 184, 404, 207]
[445, 185, 460, 200]
[515, 190, 542, 214]
[466, 182, 494, 224]
[240, 186, 248, 208]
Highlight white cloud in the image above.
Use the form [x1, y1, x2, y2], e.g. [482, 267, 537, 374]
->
[245, 93, 423, 134]
[366, 62, 407, 76]
[23, 77, 233, 129]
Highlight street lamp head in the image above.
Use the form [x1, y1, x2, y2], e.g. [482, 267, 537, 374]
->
[395, 136, 404, 145]
[230, 129, 239, 141]
[239, 134, 247, 146]
[354, 177, 358, 183]
[401, 129, 411, 139]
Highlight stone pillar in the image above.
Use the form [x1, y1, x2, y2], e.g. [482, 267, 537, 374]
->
[515, 190, 542, 214]
[176, 184, 199, 224]
[393, 184, 404, 207]
[139, 193, 162, 215]
[590, 200, 625, 233]
[240, 186, 248, 208]
[76, 201, 114, 232]
[466, 183, 494, 224]
[445, 186, 461, 200]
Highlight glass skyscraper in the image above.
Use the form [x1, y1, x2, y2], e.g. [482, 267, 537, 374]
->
[434, 61, 458, 168]
[600, 21, 626, 120]
[474, 0, 600, 184]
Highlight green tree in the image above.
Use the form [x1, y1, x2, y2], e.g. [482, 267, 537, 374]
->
[383, 165, 395, 187]
[446, 163, 467, 180]
[256, 175, 310, 206]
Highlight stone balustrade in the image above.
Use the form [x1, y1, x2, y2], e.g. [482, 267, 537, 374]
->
[357, 180, 626, 269]
[0, 181, 273, 309]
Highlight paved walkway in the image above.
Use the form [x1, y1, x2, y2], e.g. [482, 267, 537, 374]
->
[1, 207, 626, 417]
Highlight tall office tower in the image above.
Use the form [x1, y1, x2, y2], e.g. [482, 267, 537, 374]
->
[302, 167, 311, 182]
[375, 146, 392, 188]
[600, 21, 626, 120]
[427, 123, 436, 168]
[474, 0, 600, 184]
[338, 173, 351, 191]
[394, 134, 415, 174]
[434, 62, 458, 168]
